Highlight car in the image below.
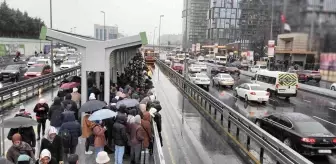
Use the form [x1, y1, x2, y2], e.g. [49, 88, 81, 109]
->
[171, 62, 184, 74]
[255, 112, 336, 156]
[212, 73, 234, 88]
[250, 65, 267, 73]
[36, 58, 52, 65]
[60, 60, 78, 70]
[0, 64, 27, 82]
[223, 66, 240, 75]
[331, 83, 336, 91]
[209, 66, 226, 77]
[296, 70, 321, 83]
[24, 64, 52, 79]
[234, 99, 269, 122]
[26, 57, 39, 67]
[234, 83, 270, 103]
[188, 64, 203, 73]
[188, 73, 210, 90]
[54, 55, 66, 65]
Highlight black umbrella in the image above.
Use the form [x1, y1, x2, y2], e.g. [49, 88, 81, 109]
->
[116, 99, 139, 108]
[0, 157, 14, 164]
[0, 117, 38, 128]
[80, 100, 106, 112]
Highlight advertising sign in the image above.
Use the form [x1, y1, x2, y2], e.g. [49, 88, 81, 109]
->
[196, 43, 201, 52]
[247, 51, 254, 61]
[320, 53, 336, 82]
[192, 44, 196, 52]
[214, 43, 218, 54]
[267, 40, 275, 57]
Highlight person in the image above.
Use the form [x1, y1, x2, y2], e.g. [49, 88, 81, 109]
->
[48, 97, 64, 132]
[7, 108, 36, 149]
[141, 112, 152, 150]
[112, 106, 128, 164]
[95, 151, 110, 164]
[6, 133, 34, 164]
[151, 102, 163, 147]
[59, 110, 81, 155]
[39, 127, 63, 163]
[17, 154, 34, 164]
[61, 93, 78, 121]
[89, 93, 96, 101]
[70, 87, 81, 108]
[82, 112, 96, 155]
[93, 120, 106, 156]
[129, 115, 145, 164]
[33, 98, 50, 140]
[36, 149, 57, 164]
[67, 154, 79, 164]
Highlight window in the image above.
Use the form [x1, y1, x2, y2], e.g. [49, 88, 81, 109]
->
[267, 115, 280, 123]
[279, 117, 292, 128]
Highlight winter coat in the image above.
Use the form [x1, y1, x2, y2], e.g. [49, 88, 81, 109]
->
[141, 112, 152, 148]
[33, 103, 49, 120]
[103, 116, 115, 145]
[61, 96, 78, 120]
[81, 115, 96, 138]
[6, 141, 34, 164]
[112, 113, 128, 146]
[7, 115, 36, 148]
[93, 125, 106, 147]
[39, 135, 63, 162]
[59, 112, 82, 146]
[48, 97, 64, 127]
[153, 112, 162, 133]
[129, 123, 145, 146]
[71, 92, 81, 104]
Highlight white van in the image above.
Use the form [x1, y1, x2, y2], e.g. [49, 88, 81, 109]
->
[252, 70, 298, 99]
[250, 65, 267, 73]
[215, 56, 227, 65]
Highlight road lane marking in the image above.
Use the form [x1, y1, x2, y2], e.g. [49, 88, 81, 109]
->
[161, 130, 176, 164]
[313, 116, 336, 126]
[303, 99, 311, 103]
[329, 107, 336, 111]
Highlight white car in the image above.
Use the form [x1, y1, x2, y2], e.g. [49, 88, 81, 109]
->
[212, 73, 234, 88]
[331, 83, 336, 91]
[234, 83, 270, 104]
[188, 73, 210, 90]
[60, 61, 77, 70]
[188, 64, 202, 73]
[250, 65, 267, 73]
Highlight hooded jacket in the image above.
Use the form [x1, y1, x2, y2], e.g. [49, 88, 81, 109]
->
[36, 149, 57, 164]
[81, 115, 96, 138]
[39, 127, 63, 162]
[129, 115, 145, 146]
[112, 113, 128, 146]
[70, 90, 81, 103]
[48, 97, 64, 127]
[93, 124, 106, 147]
[6, 141, 34, 164]
[61, 94, 78, 120]
[59, 112, 81, 146]
[33, 103, 49, 120]
[141, 112, 152, 148]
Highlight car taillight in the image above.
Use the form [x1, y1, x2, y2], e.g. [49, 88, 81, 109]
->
[301, 138, 316, 144]
[36, 73, 41, 76]
[332, 138, 336, 144]
[250, 92, 256, 95]
[266, 92, 270, 96]
[24, 73, 27, 76]
[276, 84, 279, 88]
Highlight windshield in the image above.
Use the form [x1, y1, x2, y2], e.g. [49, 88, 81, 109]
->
[219, 58, 227, 61]
[63, 61, 75, 65]
[27, 66, 43, 72]
[260, 66, 267, 69]
[57, 51, 66, 55]
[55, 55, 64, 58]
[5, 65, 19, 70]
[197, 74, 208, 78]
[250, 86, 264, 91]
[221, 74, 231, 78]
[296, 122, 330, 134]
[29, 58, 38, 62]
[36, 61, 47, 64]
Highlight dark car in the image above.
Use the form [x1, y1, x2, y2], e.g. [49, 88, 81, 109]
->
[210, 66, 225, 77]
[0, 64, 27, 82]
[223, 65, 240, 75]
[256, 112, 336, 156]
[297, 70, 321, 83]
[24, 64, 52, 79]
[54, 55, 66, 65]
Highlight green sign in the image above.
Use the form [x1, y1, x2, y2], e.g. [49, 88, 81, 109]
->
[139, 32, 148, 45]
[39, 26, 47, 40]
[0, 44, 5, 56]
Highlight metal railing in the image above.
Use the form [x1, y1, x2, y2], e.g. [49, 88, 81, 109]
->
[0, 66, 81, 109]
[156, 60, 313, 164]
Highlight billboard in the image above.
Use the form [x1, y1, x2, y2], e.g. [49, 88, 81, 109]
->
[192, 44, 196, 52]
[214, 43, 218, 54]
[267, 40, 275, 57]
[196, 43, 201, 52]
[320, 53, 336, 82]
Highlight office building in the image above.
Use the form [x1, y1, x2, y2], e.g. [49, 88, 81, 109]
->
[94, 24, 118, 40]
[182, 0, 209, 50]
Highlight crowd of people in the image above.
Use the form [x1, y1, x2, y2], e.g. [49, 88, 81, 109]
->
[0, 54, 163, 164]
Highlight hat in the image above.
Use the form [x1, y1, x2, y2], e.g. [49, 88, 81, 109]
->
[134, 115, 141, 124]
[96, 151, 110, 164]
[68, 154, 79, 164]
[115, 96, 120, 100]
[38, 98, 46, 104]
[17, 154, 30, 161]
[89, 93, 96, 100]
[73, 87, 78, 92]
[111, 98, 118, 103]
[40, 149, 51, 159]
[47, 126, 57, 135]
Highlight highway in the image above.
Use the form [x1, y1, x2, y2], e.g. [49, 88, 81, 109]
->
[153, 66, 245, 164]
[206, 64, 336, 164]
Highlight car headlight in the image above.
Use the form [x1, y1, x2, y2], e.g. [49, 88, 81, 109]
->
[12, 72, 17, 74]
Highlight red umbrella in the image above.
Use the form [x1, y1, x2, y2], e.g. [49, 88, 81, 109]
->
[60, 82, 80, 89]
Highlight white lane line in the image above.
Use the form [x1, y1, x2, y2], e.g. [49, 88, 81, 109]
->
[313, 116, 336, 126]
[329, 107, 336, 111]
[303, 99, 311, 103]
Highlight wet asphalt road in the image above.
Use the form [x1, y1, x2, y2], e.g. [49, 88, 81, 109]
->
[152, 67, 245, 164]
[206, 64, 336, 164]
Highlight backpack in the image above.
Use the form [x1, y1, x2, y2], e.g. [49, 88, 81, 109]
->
[61, 102, 73, 112]
[59, 129, 72, 148]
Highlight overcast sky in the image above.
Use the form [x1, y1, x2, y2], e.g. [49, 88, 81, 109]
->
[3, 0, 182, 42]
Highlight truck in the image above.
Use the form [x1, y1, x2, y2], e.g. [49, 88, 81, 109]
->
[159, 53, 167, 61]
[144, 52, 156, 68]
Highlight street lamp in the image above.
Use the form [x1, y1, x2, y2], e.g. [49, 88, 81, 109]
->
[49, 0, 55, 106]
[101, 11, 106, 41]
[158, 15, 164, 81]
[153, 27, 157, 52]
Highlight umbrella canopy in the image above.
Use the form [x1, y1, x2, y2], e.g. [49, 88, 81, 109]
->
[116, 99, 139, 108]
[80, 100, 106, 112]
[88, 109, 117, 121]
[0, 117, 38, 128]
[60, 82, 80, 89]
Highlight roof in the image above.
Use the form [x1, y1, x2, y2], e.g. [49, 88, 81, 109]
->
[245, 83, 260, 86]
[282, 112, 314, 122]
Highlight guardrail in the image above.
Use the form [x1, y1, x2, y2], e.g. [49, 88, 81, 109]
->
[156, 60, 313, 164]
[0, 66, 81, 109]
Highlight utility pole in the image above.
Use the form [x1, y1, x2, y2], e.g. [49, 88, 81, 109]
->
[153, 27, 157, 53]
[268, 0, 274, 70]
[158, 15, 164, 81]
[281, 0, 288, 33]
[182, 0, 188, 126]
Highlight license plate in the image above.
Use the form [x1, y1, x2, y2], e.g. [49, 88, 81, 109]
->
[2, 75, 8, 77]
[318, 150, 332, 154]
[258, 98, 265, 101]
[278, 89, 285, 92]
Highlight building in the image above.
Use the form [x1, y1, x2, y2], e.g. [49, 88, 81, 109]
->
[94, 24, 118, 40]
[182, 0, 209, 50]
[157, 34, 182, 45]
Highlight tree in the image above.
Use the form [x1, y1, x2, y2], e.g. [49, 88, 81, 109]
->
[0, 1, 45, 38]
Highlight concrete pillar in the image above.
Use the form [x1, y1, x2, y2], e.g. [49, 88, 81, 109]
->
[104, 51, 111, 104]
[113, 52, 117, 83]
[95, 72, 100, 100]
[80, 48, 87, 105]
[120, 51, 124, 73]
[118, 52, 122, 74]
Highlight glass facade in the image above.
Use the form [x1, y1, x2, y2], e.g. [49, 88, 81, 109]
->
[182, 0, 209, 49]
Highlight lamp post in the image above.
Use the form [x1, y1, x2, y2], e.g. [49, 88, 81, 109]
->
[101, 11, 106, 41]
[49, 0, 55, 104]
[153, 27, 157, 53]
[158, 15, 164, 81]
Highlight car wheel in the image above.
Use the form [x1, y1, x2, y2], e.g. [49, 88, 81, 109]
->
[331, 86, 336, 91]
[283, 138, 292, 148]
[245, 95, 249, 102]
